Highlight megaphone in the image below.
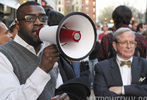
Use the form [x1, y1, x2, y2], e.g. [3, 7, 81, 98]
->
[36, 12, 97, 61]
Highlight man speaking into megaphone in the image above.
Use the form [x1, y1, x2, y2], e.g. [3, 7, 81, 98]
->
[0, 1, 96, 100]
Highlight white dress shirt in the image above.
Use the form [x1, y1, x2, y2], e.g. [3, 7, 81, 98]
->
[116, 55, 133, 94]
[0, 35, 63, 100]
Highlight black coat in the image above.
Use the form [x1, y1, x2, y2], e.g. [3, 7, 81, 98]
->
[94, 56, 147, 97]
[56, 56, 91, 100]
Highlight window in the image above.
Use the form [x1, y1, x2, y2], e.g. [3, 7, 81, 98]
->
[93, 1, 96, 5]
[85, 0, 89, 5]
[86, 7, 89, 11]
[58, 7, 61, 11]
[58, 1, 61, 4]
[93, 14, 96, 19]
[66, 0, 70, 4]
[93, 8, 96, 12]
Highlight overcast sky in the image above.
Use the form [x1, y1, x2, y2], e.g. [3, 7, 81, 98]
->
[96, 0, 147, 16]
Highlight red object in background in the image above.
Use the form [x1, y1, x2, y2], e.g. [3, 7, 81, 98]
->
[60, 28, 81, 43]
[41, 1, 46, 6]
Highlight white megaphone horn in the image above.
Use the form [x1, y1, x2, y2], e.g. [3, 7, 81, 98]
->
[36, 12, 97, 61]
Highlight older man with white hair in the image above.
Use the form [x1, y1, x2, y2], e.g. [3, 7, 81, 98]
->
[94, 27, 147, 98]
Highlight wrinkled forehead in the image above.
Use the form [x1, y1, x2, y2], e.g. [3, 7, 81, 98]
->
[18, 5, 46, 19]
[117, 31, 135, 40]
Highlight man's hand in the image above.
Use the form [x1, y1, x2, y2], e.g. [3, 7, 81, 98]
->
[39, 44, 59, 73]
[51, 93, 70, 100]
[109, 86, 122, 95]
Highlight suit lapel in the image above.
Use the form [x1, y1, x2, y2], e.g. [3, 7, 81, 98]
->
[58, 56, 75, 83]
[110, 57, 123, 86]
[58, 59, 68, 82]
[131, 57, 141, 84]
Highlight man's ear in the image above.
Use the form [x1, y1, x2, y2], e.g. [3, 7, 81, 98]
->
[112, 41, 117, 52]
[15, 21, 19, 30]
[15, 20, 19, 25]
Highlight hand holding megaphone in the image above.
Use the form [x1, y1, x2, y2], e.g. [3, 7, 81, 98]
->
[39, 44, 59, 73]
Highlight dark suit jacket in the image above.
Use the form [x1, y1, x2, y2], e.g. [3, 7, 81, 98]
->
[57, 56, 90, 100]
[94, 56, 147, 97]
[58, 56, 75, 82]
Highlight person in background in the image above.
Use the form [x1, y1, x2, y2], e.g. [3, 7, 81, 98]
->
[0, 1, 90, 100]
[97, 5, 147, 61]
[9, 19, 19, 39]
[108, 27, 113, 33]
[98, 23, 109, 42]
[46, 10, 64, 26]
[43, 5, 54, 13]
[136, 23, 145, 34]
[142, 29, 147, 58]
[96, 23, 101, 41]
[94, 27, 147, 97]
[131, 20, 138, 32]
[142, 29, 147, 40]
[0, 12, 4, 22]
[0, 20, 13, 44]
[144, 23, 147, 30]
[72, 60, 81, 77]
[88, 41, 100, 88]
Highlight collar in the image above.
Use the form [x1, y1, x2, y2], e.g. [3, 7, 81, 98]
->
[14, 34, 45, 56]
[120, 24, 129, 28]
[116, 55, 133, 65]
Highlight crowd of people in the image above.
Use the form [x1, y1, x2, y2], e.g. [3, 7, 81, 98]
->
[0, 1, 147, 100]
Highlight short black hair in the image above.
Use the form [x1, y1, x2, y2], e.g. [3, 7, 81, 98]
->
[137, 23, 144, 32]
[131, 20, 138, 25]
[112, 5, 132, 29]
[16, 1, 41, 20]
[0, 11, 4, 19]
[0, 11, 4, 22]
[46, 10, 64, 26]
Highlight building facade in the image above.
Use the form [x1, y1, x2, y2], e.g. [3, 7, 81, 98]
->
[56, 0, 96, 23]
[81, 0, 96, 24]
[45, 0, 57, 10]
[0, 0, 96, 26]
[56, 0, 64, 14]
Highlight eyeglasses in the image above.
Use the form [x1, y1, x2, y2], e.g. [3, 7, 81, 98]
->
[116, 40, 137, 47]
[18, 15, 48, 22]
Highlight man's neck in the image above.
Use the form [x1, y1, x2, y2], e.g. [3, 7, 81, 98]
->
[14, 35, 42, 55]
[34, 44, 41, 54]
[117, 55, 133, 61]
